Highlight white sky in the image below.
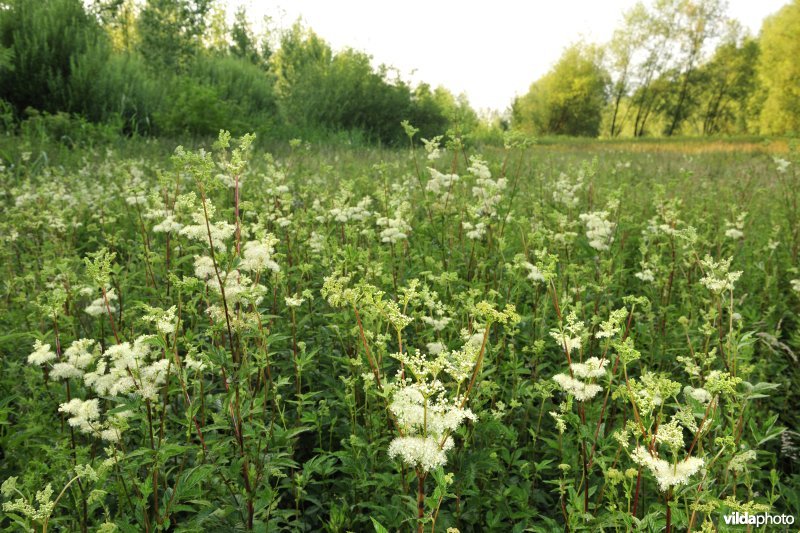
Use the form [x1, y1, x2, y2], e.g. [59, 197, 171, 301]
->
[226, 0, 788, 113]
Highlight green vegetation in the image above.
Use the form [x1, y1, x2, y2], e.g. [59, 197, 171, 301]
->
[514, 0, 800, 138]
[0, 0, 477, 144]
[0, 128, 798, 531]
[1, 0, 799, 530]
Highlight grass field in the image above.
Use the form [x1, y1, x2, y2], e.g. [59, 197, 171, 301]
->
[1, 132, 798, 532]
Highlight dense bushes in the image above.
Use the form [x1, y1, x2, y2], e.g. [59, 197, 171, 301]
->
[0, 0, 476, 145]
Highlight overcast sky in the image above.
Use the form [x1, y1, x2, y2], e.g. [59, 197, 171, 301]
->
[226, 0, 788, 113]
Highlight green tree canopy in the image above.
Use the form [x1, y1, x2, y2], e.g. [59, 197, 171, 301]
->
[513, 43, 609, 136]
[757, 0, 800, 135]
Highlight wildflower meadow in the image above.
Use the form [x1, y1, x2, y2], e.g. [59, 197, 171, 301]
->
[0, 128, 798, 532]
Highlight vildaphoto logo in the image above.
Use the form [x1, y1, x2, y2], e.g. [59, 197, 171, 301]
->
[722, 512, 795, 526]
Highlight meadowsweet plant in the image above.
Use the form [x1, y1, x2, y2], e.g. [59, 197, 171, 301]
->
[1, 129, 797, 532]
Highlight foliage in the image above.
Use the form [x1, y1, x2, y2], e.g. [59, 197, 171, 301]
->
[0, 0, 103, 115]
[757, 0, 800, 135]
[513, 43, 609, 136]
[0, 130, 798, 531]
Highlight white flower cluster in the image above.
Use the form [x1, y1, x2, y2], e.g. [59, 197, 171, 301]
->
[27, 340, 56, 366]
[50, 339, 97, 380]
[59, 398, 100, 433]
[85, 289, 117, 317]
[724, 212, 746, 240]
[142, 306, 178, 336]
[426, 168, 459, 205]
[552, 172, 583, 209]
[570, 357, 608, 379]
[773, 156, 790, 174]
[285, 294, 305, 308]
[469, 157, 507, 218]
[790, 279, 800, 293]
[388, 436, 453, 471]
[463, 221, 486, 240]
[549, 311, 585, 355]
[521, 261, 546, 283]
[420, 315, 451, 331]
[654, 419, 685, 451]
[728, 450, 757, 473]
[179, 202, 235, 251]
[552, 372, 602, 401]
[84, 335, 169, 402]
[144, 207, 183, 234]
[426, 341, 445, 355]
[376, 208, 411, 244]
[422, 136, 442, 161]
[699, 255, 742, 294]
[58, 397, 129, 443]
[684, 385, 712, 404]
[630, 446, 704, 492]
[635, 263, 656, 283]
[309, 231, 325, 254]
[329, 196, 373, 223]
[385, 340, 482, 471]
[579, 210, 615, 251]
[388, 383, 475, 472]
[240, 236, 280, 274]
[390, 385, 476, 438]
[124, 172, 148, 206]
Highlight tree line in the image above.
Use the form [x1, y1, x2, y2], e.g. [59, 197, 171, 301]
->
[512, 0, 800, 137]
[1, 0, 797, 144]
[0, 0, 480, 145]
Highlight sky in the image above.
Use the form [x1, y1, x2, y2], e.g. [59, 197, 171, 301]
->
[226, 0, 789, 113]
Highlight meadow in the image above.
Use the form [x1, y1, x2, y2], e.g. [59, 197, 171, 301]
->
[0, 131, 798, 532]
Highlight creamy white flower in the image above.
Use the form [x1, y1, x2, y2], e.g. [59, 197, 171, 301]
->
[309, 231, 325, 254]
[552, 172, 583, 209]
[426, 168, 459, 205]
[389, 385, 476, 438]
[85, 289, 117, 317]
[550, 331, 582, 354]
[773, 156, 790, 173]
[59, 398, 100, 434]
[552, 373, 602, 401]
[684, 386, 712, 404]
[83, 335, 169, 402]
[426, 342, 445, 355]
[421, 315, 451, 331]
[179, 204, 234, 251]
[579, 211, 615, 251]
[724, 228, 744, 240]
[469, 156, 506, 218]
[422, 136, 442, 161]
[193, 256, 216, 280]
[388, 436, 453, 471]
[571, 357, 608, 379]
[240, 236, 280, 273]
[728, 450, 757, 473]
[631, 446, 704, 492]
[655, 420, 684, 451]
[522, 261, 546, 283]
[28, 340, 57, 366]
[463, 221, 486, 240]
[376, 210, 411, 244]
[50, 363, 83, 380]
[285, 295, 305, 308]
[153, 214, 183, 234]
